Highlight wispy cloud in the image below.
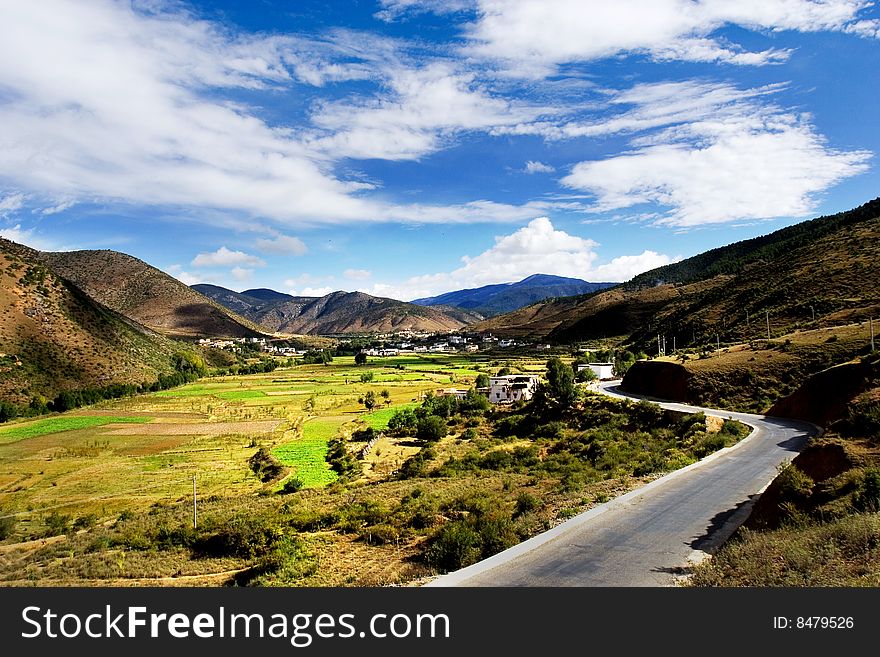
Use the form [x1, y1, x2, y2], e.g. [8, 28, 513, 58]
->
[466, 0, 878, 77]
[308, 61, 550, 161]
[0, 192, 25, 217]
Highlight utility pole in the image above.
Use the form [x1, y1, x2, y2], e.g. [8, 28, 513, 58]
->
[192, 475, 197, 530]
[766, 310, 771, 340]
[662, 335, 666, 355]
[673, 336, 676, 353]
[657, 334, 661, 357]
[810, 305, 815, 322]
[716, 334, 720, 351]
[872, 318, 876, 352]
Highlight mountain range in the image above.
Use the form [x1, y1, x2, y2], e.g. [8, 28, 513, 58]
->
[476, 197, 880, 350]
[192, 285, 480, 335]
[411, 274, 615, 317]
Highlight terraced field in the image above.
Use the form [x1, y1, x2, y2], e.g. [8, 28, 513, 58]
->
[0, 353, 511, 536]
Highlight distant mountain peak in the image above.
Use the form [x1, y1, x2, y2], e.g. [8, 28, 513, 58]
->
[413, 274, 616, 317]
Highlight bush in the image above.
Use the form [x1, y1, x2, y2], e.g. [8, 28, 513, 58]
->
[776, 462, 814, 501]
[417, 415, 447, 442]
[514, 493, 539, 517]
[249, 447, 288, 483]
[853, 468, 880, 512]
[195, 516, 280, 558]
[280, 478, 304, 494]
[44, 511, 71, 536]
[425, 520, 481, 572]
[387, 408, 418, 435]
[0, 514, 16, 540]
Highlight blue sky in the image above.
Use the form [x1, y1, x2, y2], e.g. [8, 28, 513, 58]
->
[0, 0, 878, 300]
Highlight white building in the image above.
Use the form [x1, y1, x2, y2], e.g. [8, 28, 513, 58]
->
[436, 388, 470, 400]
[578, 362, 615, 380]
[488, 375, 540, 404]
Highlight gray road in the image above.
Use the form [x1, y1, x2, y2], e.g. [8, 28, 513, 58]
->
[426, 382, 819, 587]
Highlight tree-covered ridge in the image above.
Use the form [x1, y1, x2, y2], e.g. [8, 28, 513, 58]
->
[626, 197, 880, 289]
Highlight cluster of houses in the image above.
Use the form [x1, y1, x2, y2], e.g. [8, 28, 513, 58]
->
[434, 362, 616, 406]
[197, 336, 304, 356]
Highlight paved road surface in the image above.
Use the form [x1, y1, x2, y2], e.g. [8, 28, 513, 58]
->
[426, 382, 819, 587]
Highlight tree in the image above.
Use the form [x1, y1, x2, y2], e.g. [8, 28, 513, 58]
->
[354, 352, 368, 365]
[614, 350, 637, 376]
[575, 366, 597, 383]
[546, 357, 578, 407]
[417, 415, 447, 442]
[532, 357, 578, 414]
[388, 408, 418, 435]
[172, 351, 207, 377]
[475, 373, 489, 389]
[359, 371, 375, 383]
[380, 389, 390, 400]
[363, 390, 377, 411]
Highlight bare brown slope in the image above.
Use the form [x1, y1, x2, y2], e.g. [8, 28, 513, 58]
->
[32, 249, 263, 338]
[0, 241, 179, 404]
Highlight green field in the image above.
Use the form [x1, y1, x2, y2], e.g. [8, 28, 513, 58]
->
[272, 417, 347, 488]
[362, 403, 419, 430]
[215, 390, 267, 400]
[0, 415, 150, 444]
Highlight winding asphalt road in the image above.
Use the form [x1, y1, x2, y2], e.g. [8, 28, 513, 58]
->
[426, 381, 820, 587]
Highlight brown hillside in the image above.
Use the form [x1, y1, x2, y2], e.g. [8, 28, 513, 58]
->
[0, 241, 179, 404]
[621, 324, 875, 413]
[32, 249, 263, 338]
[477, 199, 880, 350]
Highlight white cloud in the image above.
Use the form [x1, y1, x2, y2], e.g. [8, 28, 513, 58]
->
[39, 198, 76, 215]
[467, 0, 877, 76]
[231, 266, 254, 282]
[255, 234, 308, 256]
[587, 250, 679, 281]
[192, 246, 266, 268]
[524, 160, 555, 174]
[0, 2, 382, 226]
[560, 82, 872, 225]
[287, 286, 335, 298]
[166, 264, 201, 286]
[361, 217, 676, 299]
[375, 0, 474, 22]
[344, 268, 372, 280]
[0, 192, 25, 214]
[308, 62, 548, 161]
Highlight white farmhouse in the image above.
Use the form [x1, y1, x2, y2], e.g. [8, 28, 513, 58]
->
[488, 375, 540, 404]
[578, 362, 615, 380]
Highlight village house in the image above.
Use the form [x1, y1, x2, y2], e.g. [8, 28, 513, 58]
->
[488, 375, 539, 404]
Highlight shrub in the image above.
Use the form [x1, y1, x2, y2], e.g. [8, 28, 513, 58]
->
[0, 514, 15, 540]
[425, 520, 481, 572]
[280, 478, 304, 494]
[249, 447, 288, 483]
[776, 462, 814, 501]
[853, 468, 880, 512]
[73, 514, 98, 530]
[387, 408, 418, 435]
[417, 415, 447, 442]
[514, 493, 539, 517]
[44, 511, 71, 536]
